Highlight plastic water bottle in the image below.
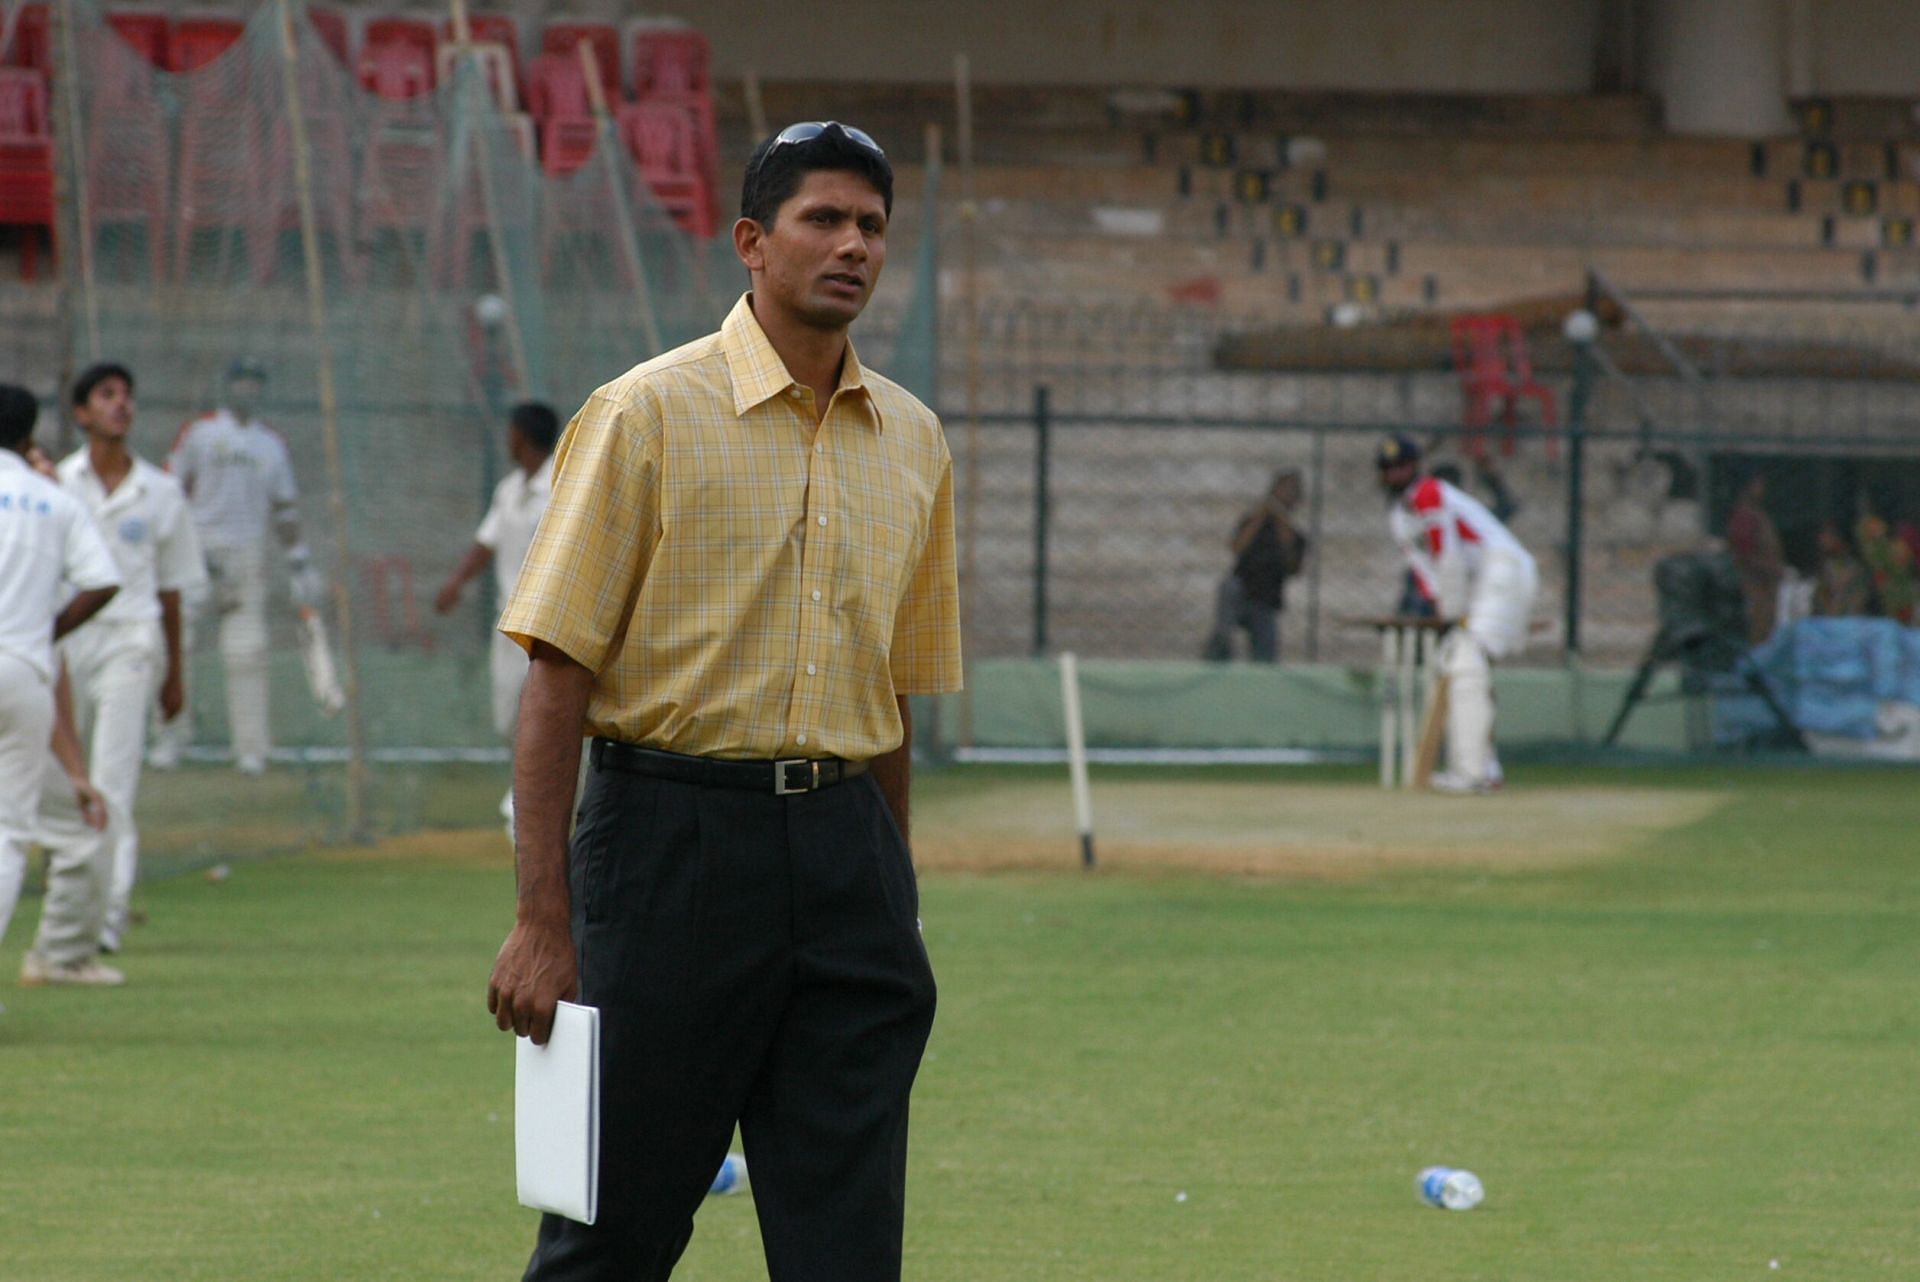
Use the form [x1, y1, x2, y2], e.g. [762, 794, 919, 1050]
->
[709, 1153, 749, 1196]
[1416, 1166, 1484, 1211]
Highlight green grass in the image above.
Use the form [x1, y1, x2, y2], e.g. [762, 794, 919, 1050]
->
[3, 764, 1917, 1280]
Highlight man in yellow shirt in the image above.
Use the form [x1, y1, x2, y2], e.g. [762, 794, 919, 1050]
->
[489, 122, 961, 1281]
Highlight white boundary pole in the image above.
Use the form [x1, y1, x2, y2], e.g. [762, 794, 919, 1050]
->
[1059, 651, 1096, 869]
[1379, 627, 1397, 788]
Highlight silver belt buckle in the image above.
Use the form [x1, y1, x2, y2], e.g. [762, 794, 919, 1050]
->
[773, 758, 818, 795]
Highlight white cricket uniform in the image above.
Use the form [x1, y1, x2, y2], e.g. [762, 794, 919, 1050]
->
[0, 450, 122, 951]
[475, 457, 551, 739]
[160, 408, 299, 766]
[1388, 475, 1539, 786]
[32, 452, 205, 961]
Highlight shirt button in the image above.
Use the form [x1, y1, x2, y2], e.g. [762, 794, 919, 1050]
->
[796, 733, 808, 745]
[817, 515, 827, 527]
[811, 589, 822, 602]
[789, 387, 802, 399]
[806, 663, 817, 676]
[814, 442, 823, 454]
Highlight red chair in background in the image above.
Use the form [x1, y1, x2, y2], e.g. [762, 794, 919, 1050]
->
[630, 25, 716, 232]
[167, 14, 243, 71]
[431, 111, 534, 289]
[3, 4, 51, 74]
[85, 40, 170, 281]
[0, 66, 56, 278]
[435, 40, 517, 111]
[541, 21, 618, 98]
[104, 9, 170, 68]
[359, 38, 433, 101]
[307, 6, 350, 63]
[1448, 314, 1558, 458]
[618, 101, 708, 237]
[525, 51, 590, 123]
[363, 14, 436, 69]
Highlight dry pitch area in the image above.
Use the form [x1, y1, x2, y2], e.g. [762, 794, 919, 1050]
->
[911, 778, 1728, 877]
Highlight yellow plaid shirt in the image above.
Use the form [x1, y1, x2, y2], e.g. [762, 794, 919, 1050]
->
[499, 294, 963, 761]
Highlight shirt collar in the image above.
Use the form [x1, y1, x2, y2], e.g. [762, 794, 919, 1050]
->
[0, 450, 29, 475]
[721, 293, 879, 430]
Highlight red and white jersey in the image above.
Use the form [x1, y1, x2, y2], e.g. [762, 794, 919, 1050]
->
[1388, 475, 1533, 617]
[168, 408, 298, 551]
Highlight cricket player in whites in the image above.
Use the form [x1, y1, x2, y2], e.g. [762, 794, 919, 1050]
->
[0, 384, 122, 965]
[24, 364, 206, 975]
[152, 358, 325, 775]
[1376, 434, 1539, 794]
[432, 402, 557, 828]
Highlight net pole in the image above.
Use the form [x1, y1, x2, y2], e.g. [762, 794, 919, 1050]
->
[447, 0, 532, 395]
[578, 39, 663, 355]
[53, 0, 100, 366]
[1058, 652, 1096, 869]
[742, 66, 768, 141]
[276, 0, 371, 841]
[954, 52, 981, 749]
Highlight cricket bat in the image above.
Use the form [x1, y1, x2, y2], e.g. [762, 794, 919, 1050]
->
[1412, 672, 1450, 790]
[298, 607, 347, 717]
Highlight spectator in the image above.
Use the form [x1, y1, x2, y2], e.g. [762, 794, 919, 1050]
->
[1812, 521, 1873, 618]
[1725, 473, 1783, 642]
[1855, 493, 1916, 624]
[1203, 468, 1307, 663]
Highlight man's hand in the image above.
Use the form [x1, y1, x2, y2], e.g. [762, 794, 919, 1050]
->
[159, 667, 185, 721]
[487, 920, 578, 1045]
[287, 544, 326, 610]
[433, 580, 462, 615]
[70, 776, 109, 832]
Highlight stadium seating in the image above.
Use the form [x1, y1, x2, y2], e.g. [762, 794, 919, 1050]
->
[104, 8, 169, 68]
[1448, 315, 1557, 459]
[167, 13, 243, 72]
[0, 65, 53, 277]
[1, 3, 50, 74]
[361, 14, 435, 96]
[618, 101, 709, 236]
[525, 50, 590, 125]
[541, 21, 618, 99]
[307, 6, 349, 63]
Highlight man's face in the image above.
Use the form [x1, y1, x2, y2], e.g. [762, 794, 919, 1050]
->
[77, 376, 135, 443]
[506, 424, 541, 473]
[738, 169, 888, 332]
[1378, 460, 1418, 497]
[228, 376, 263, 419]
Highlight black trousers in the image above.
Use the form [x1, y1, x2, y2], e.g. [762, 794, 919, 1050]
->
[522, 759, 938, 1282]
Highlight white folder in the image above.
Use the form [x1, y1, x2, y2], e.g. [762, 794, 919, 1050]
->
[515, 1001, 601, 1225]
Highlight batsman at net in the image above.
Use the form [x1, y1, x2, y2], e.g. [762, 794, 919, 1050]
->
[1376, 434, 1539, 794]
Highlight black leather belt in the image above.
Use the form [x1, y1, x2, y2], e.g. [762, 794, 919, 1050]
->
[591, 739, 869, 795]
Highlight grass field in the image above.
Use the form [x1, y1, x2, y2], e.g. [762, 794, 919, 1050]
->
[3, 762, 1917, 1280]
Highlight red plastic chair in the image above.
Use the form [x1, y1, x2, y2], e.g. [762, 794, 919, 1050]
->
[0, 66, 55, 278]
[83, 42, 169, 279]
[1447, 314, 1558, 458]
[631, 25, 709, 99]
[363, 14, 436, 69]
[3, 4, 50, 73]
[525, 51, 590, 123]
[307, 6, 350, 63]
[542, 21, 618, 98]
[442, 13, 522, 100]
[167, 15, 243, 72]
[618, 101, 709, 236]
[359, 39, 433, 101]
[104, 9, 170, 68]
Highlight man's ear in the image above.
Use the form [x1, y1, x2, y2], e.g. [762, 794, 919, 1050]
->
[734, 217, 765, 273]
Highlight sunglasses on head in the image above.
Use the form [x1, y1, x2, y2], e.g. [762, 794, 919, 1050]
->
[768, 120, 885, 158]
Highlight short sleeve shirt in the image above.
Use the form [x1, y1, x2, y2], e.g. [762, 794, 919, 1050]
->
[0, 450, 123, 679]
[168, 409, 298, 549]
[499, 294, 963, 761]
[58, 451, 206, 624]
[474, 456, 552, 601]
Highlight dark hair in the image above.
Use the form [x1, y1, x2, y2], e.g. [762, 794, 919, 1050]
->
[509, 401, 561, 454]
[0, 383, 38, 450]
[741, 124, 893, 228]
[72, 362, 134, 408]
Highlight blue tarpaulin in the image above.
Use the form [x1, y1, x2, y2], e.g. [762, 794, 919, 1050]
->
[1713, 618, 1920, 744]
